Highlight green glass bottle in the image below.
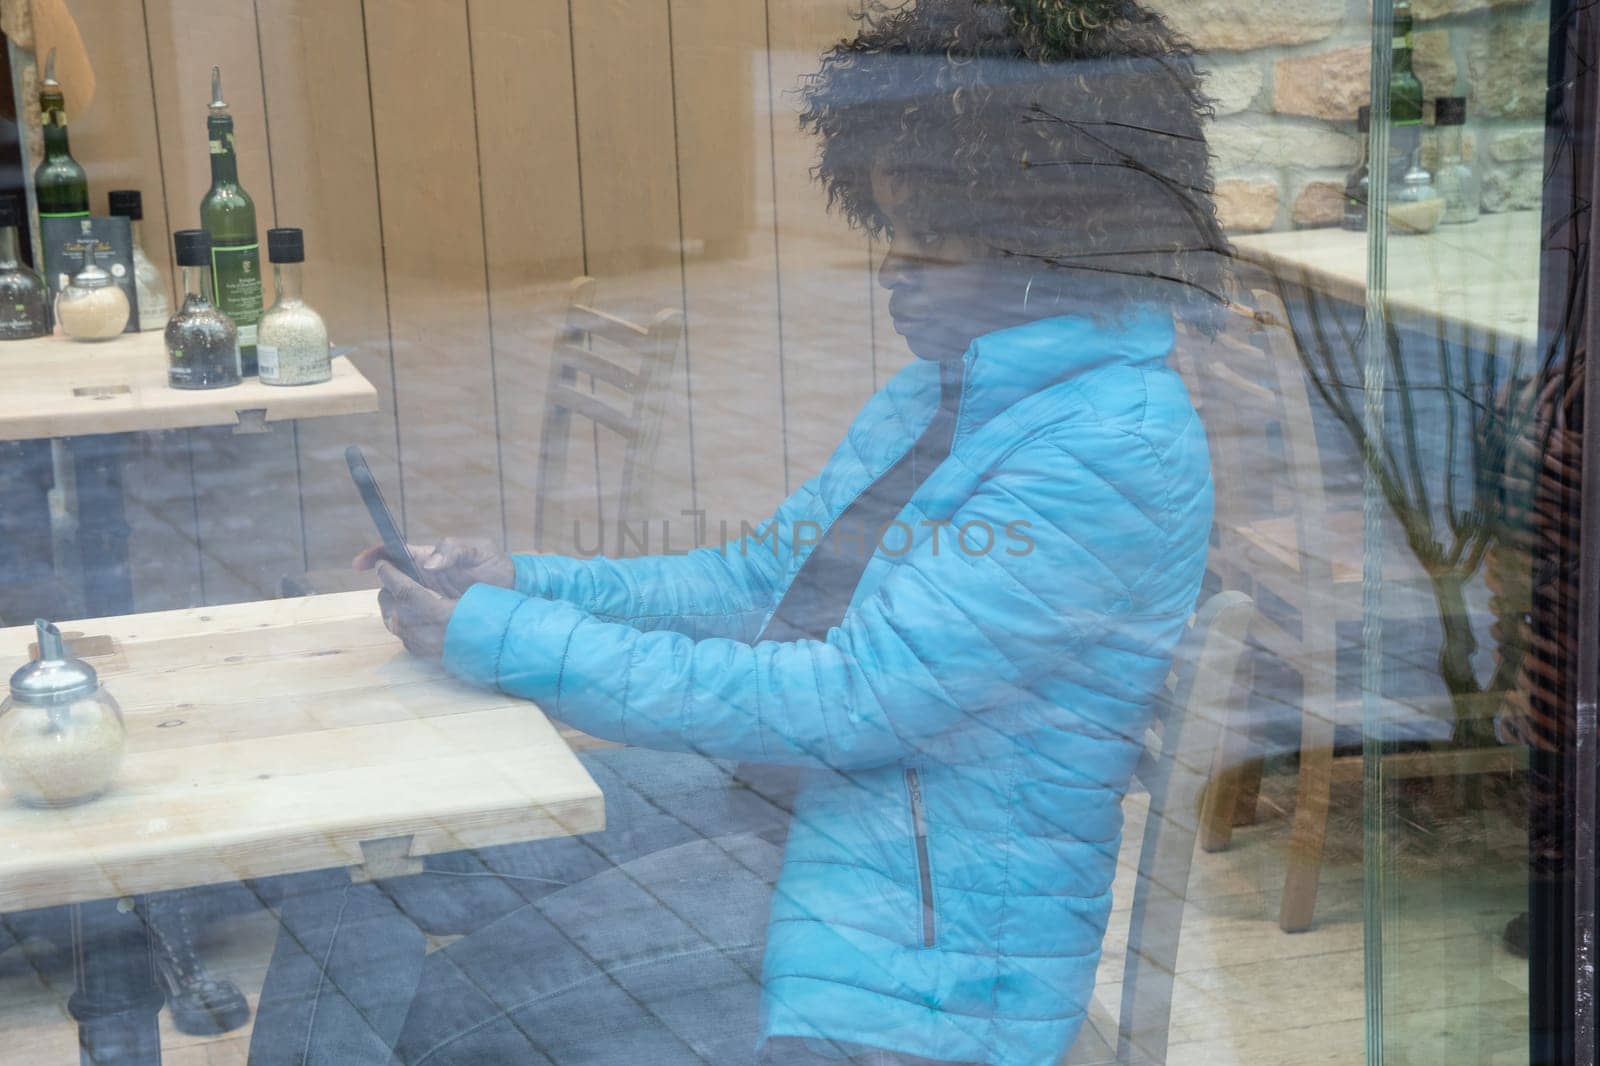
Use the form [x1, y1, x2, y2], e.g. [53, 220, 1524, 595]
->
[34, 48, 89, 221]
[198, 66, 262, 375]
[1388, 0, 1425, 189]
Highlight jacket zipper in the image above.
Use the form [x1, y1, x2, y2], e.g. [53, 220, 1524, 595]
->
[905, 768, 936, 948]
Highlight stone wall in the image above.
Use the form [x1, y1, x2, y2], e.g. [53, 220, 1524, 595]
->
[1145, 0, 1551, 232]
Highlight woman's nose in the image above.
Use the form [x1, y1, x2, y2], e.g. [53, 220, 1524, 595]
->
[878, 244, 910, 289]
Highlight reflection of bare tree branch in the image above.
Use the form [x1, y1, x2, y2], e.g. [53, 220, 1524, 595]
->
[1275, 269, 1546, 747]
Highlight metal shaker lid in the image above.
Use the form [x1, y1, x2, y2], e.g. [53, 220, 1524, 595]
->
[69, 241, 115, 290]
[9, 621, 99, 706]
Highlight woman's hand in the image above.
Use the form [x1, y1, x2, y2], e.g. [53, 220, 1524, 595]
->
[375, 561, 456, 662]
[354, 537, 515, 599]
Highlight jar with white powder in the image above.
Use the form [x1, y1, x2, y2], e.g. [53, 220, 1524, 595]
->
[257, 227, 331, 386]
[0, 620, 126, 807]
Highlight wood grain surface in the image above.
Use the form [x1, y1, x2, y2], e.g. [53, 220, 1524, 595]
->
[0, 591, 604, 911]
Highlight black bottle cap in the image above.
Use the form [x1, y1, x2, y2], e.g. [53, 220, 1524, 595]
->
[266, 227, 305, 264]
[0, 197, 18, 229]
[1435, 97, 1467, 126]
[108, 189, 143, 220]
[174, 229, 212, 267]
[1357, 105, 1371, 132]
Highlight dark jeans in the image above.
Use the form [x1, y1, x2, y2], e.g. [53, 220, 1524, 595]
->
[249, 749, 812, 1065]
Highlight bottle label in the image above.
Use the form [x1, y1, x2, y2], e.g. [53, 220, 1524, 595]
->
[210, 241, 263, 344]
[257, 344, 279, 380]
[168, 348, 194, 385]
[210, 133, 235, 155]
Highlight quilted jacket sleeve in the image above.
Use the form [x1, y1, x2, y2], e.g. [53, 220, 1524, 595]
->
[443, 417, 1192, 770]
[507, 478, 823, 643]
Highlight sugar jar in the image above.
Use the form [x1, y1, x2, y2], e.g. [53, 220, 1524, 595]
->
[0, 620, 127, 807]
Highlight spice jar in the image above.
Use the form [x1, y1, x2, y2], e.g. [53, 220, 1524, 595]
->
[166, 229, 241, 390]
[109, 189, 172, 331]
[0, 196, 50, 340]
[56, 240, 130, 341]
[0, 620, 127, 807]
[257, 228, 331, 386]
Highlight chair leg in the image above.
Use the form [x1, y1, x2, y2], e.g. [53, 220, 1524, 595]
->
[1200, 730, 1249, 852]
[1199, 651, 1258, 852]
[1279, 699, 1336, 933]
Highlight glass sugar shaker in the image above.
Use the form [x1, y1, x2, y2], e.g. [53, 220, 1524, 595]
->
[257, 227, 331, 386]
[0, 620, 127, 807]
[56, 236, 130, 341]
[1387, 162, 1445, 235]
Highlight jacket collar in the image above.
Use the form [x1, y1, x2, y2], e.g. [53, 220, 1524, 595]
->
[948, 305, 1175, 443]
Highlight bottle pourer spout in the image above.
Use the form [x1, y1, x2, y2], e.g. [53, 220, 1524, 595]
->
[42, 47, 58, 88]
[209, 65, 226, 113]
[34, 620, 65, 662]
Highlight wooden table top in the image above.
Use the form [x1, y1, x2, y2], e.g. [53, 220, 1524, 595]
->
[0, 329, 379, 441]
[1231, 210, 1542, 350]
[0, 592, 604, 911]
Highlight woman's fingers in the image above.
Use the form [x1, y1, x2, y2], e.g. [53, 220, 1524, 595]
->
[354, 542, 435, 572]
[375, 561, 454, 661]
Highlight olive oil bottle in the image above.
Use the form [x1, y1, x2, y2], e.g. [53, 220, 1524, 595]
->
[198, 67, 263, 374]
[34, 48, 89, 222]
[1388, 1, 1425, 188]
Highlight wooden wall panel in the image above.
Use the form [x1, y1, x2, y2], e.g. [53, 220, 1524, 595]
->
[144, 0, 303, 605]
[60, 0, 201, 608]
[671, 0, 786, 538]
[763, 0, 878, 492]
[465, 0, 584, 553]
[26, 0, 899, 613]
[361, 0, 501, 548]
[256, 0, 400, 574]
[569, 0, 692, 553]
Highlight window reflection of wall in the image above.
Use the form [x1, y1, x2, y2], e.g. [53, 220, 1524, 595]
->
[38, 0, 877, 612]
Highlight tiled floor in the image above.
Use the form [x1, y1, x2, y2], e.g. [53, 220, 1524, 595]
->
[0, 765, 1530, 1065]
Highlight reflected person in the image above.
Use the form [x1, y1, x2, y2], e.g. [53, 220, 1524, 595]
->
[251, 1, 1226, 1063]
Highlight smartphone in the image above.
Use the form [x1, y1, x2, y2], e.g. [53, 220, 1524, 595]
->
[346, 445, 425, 584]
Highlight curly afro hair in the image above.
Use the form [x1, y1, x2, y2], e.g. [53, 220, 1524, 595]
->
[798, 0, 1232, 327]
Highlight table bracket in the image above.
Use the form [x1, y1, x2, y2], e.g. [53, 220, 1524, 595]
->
[349, 835, 424, 883]
[233, 408, 271, 434]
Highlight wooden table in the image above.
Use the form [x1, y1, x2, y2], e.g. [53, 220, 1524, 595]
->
[0, 592, 604, 1065]
[0, 330, 378, 618]
[1231, 209, 1542, 350]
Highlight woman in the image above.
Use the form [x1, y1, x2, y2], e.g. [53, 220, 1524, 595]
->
[252, 1, 1225, 1063]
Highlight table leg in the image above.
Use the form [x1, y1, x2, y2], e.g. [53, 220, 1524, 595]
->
[65, 433, 134, 618]
[0, 438, 59, 621]
[68, 897, 164, 1066]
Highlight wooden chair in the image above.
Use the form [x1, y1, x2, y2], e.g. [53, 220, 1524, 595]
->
[533, 277, 685, 556]
[1065, 590, 1256, 1065]
[1180, 290, 1356, 933]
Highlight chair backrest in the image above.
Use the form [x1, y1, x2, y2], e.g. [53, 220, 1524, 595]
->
[533, 277, 685, 555]
[1179, 288, 1335, 667]
[1064, 590, 1256, 1066]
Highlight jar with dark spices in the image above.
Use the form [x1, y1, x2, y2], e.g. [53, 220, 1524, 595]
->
[165, 228, 241, 390]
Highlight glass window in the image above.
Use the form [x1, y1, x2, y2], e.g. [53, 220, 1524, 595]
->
[0, 2, 1587, 1064]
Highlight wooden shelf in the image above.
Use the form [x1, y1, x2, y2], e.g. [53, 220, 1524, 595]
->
[0, 328, 380, 442]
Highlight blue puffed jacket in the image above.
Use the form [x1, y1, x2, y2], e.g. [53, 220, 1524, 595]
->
[443, 308, 1212, 1066]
